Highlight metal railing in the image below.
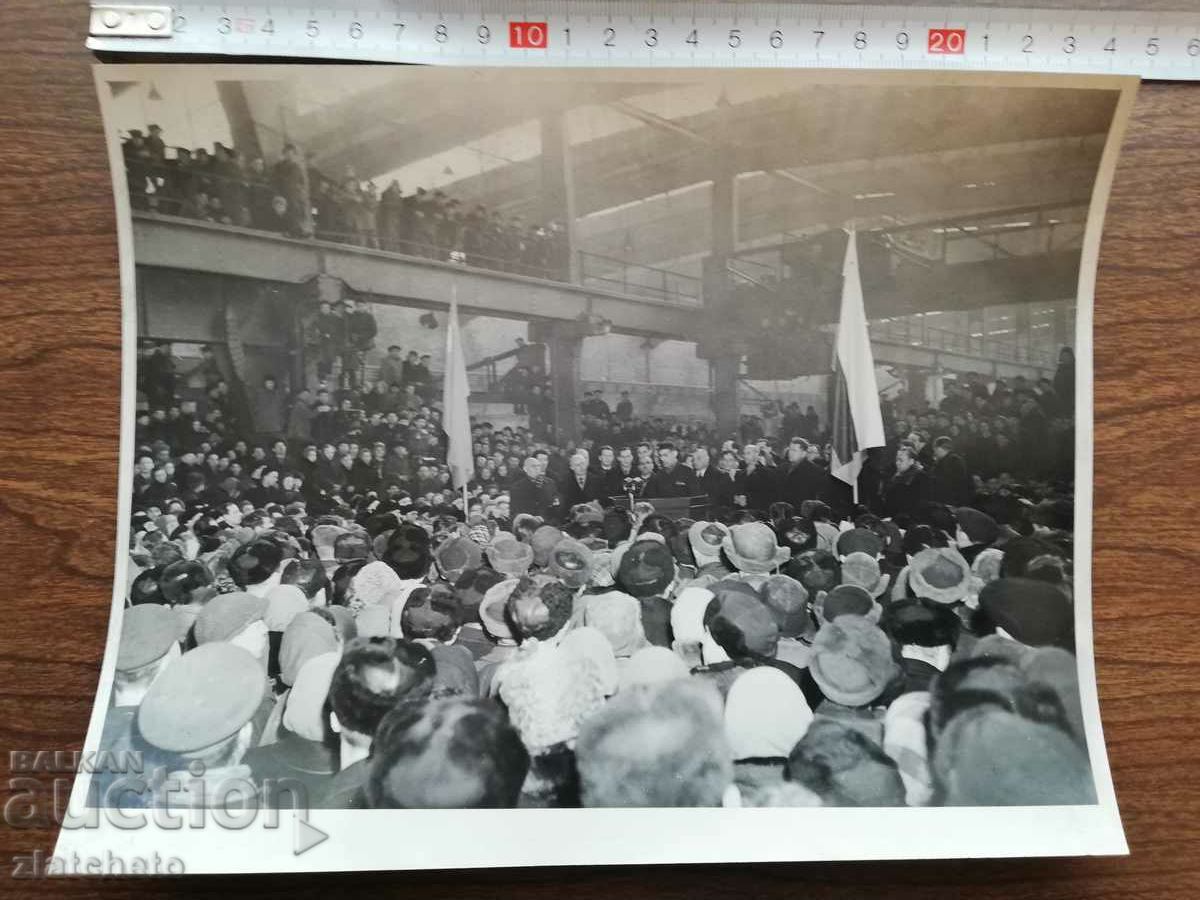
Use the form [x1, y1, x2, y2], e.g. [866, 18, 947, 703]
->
[578, 251, 702, 306]
[869, 317, 1055, 368]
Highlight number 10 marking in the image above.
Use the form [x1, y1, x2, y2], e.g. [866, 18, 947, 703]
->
[509, 21, 548, 48]
[928, 28, 966, 54]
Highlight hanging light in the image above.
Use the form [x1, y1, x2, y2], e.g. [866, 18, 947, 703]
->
[147, 82, 162, 102]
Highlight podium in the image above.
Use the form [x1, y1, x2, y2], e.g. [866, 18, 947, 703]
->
[609, 495, 711, 519]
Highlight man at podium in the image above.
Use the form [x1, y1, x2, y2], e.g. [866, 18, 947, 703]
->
[643, 442, 701, 500]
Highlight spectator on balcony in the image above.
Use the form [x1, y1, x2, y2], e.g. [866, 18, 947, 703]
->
[273, 143, 312, 238]
[616, 391, 634, 423]
[214, 143, 250, 228]
[377, 345, 405, 389]
[246, 157, 275, 230]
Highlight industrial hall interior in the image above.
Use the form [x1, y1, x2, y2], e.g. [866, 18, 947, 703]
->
[110, 69, 1098, 811]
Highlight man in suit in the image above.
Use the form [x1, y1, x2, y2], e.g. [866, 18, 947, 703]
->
[510, 455, 563, 524]
[710, 449, 745, 509]
[644, 442, 701, 500]
[591, 445, 623, 499]
[781, 439, 826, 508]
[689, 446, 724, 504]
[562, 452, 606, 507]
[929, 435, 972, 507]
[741, 443, 779, 513]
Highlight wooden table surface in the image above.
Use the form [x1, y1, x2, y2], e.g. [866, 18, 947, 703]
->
[2, 0, 1199, 894]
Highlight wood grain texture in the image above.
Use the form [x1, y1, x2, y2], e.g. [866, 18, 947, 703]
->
[1, 1, 1198, 893]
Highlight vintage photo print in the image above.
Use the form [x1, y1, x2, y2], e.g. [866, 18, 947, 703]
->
[57, 65, 1132, 873]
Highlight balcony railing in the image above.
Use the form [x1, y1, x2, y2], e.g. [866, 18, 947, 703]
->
[578, 251, 702, 306]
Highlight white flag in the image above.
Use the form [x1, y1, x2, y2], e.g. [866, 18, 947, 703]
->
[830, 229, 885, 494]
[442, 285, 474, 490]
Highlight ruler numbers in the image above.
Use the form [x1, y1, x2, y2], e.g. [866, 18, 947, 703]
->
[94, 4, 1200, 76]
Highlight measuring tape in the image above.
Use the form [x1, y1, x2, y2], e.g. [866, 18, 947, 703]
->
[89, 2, 1200, 80]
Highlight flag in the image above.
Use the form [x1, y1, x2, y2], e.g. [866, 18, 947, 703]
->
[830, 229, 885, 497]
[442, 285, 474, 490]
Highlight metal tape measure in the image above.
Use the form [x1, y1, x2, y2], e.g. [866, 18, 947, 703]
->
[90, 2, 1200, 80]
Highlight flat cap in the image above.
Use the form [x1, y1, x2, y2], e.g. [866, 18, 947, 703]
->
[117, 605, 180, 671]
[138, 644, 265, 753]
[194, 591, 267, 645]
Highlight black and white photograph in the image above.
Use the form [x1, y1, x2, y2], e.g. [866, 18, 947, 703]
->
[60, 65, 1132, 871]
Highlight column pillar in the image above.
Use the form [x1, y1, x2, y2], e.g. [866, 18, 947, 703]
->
[548, 330, 581, 442]
[540, 113, 579, 283]
[531, 319, 584, 442]
[713, 354, 741, 441]
[710, 163, 737, 257]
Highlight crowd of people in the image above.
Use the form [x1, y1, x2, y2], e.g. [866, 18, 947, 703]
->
[104, 337, 1090, 812]
[122, 126, 570, 279]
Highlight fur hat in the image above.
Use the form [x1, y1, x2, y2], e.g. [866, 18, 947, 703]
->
[759, 574, 810, 638]
[351, 560, 405, 607]
[785, 719, 906, 807]
[907, 547, 972, 605]
[722, 522, 791, 575]
[497, 640, 610, 751]
[558, 626, 619, 697]
[486, 534, 534, 577]
[808, 615, 899, 707]
[840, 552, 891, 599]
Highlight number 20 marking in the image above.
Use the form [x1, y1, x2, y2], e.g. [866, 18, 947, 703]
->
[928, 28, 966, 54]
